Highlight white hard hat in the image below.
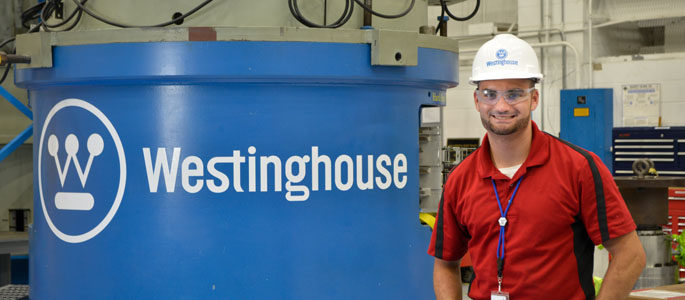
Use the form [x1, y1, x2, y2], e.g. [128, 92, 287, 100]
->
[469, 34, 543, 85]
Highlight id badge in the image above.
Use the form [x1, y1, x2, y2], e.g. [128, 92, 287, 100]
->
[491, 291, 510, 300]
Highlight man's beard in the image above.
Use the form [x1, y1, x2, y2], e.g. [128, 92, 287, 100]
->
[480, 112, 530, 136]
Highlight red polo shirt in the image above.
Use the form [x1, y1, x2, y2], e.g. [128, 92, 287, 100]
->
[428, 122, 635, 300]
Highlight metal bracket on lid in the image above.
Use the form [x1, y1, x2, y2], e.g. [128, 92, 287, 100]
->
[15, 27, 458, 69]
[370, 29, 418, 66]
[16, 32, 53, 69]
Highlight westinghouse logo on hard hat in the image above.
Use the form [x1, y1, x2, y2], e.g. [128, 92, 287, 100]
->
[38, 99, 126, 243]
[496, 49, 508, 59]
[486, 48, 519, 67]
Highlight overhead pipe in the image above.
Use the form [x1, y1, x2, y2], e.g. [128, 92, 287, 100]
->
[540, 0, 552, 130]
[530, 41, 581, 89]
[588, 0, 593, 88]
[561, 0, 566, 89]
[451, 27, 568, 44]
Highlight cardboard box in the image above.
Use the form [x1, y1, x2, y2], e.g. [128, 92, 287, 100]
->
[628, 284, 685, 300]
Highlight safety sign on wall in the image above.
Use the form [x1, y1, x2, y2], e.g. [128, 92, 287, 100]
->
[622, 83, 660, 126]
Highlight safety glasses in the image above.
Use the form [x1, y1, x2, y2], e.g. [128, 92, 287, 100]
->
[475, 87, 535, 105]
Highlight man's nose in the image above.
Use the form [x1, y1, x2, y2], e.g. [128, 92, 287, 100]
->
[493, 93, 512, 108]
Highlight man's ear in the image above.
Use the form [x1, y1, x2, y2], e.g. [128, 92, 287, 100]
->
[530, 89, 539, 111]
[474, 90, 481, 112]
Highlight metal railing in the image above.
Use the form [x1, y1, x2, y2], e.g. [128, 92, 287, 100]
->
[0, 83, 33, 163]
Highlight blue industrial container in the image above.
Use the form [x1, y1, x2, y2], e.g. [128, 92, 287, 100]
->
[16, 40, 457, 299]
[560, 88, 614, 171]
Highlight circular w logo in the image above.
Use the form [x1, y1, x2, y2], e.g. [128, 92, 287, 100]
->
[496, 49, 508, 59]
[38, 99, 126, 243]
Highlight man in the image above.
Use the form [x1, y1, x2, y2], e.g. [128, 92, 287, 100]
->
[428, 34, 645, 300]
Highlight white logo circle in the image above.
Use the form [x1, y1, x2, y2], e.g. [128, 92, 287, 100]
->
[496, 49, 508, 59]
[38, 99, 126, 243]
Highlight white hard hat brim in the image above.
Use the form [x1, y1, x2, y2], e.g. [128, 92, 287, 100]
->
[469, 70, 543, 85]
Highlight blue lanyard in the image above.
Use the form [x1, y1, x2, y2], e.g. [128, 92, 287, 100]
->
[491, 176, 523, 280]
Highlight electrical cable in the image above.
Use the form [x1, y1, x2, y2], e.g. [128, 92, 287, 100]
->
[440, 0, 480, 21]
[324, 0, 328, 26]
[0, 38, 15, 50]
[435, 4, 446, 35]
[39, 0, 59, 30]
[60, 7, 84, 31]
[289, 0, 354, 28]
[70, 0, 214, 28]
[289, 0, 414, 28]
[2, 4, 47, 85]
[20, 2, 46, 29]
[289, 0, 353, 28]
[352, 0, 415, 19]
[0, 63, 11, 85]
[28, 23, 42, 33]
[41, 0, 87, 31]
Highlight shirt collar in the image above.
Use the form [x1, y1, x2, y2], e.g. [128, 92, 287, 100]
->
[476, 121, 550, 180]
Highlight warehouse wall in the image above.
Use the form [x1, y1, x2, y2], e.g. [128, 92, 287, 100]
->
[0, 69, 33, 232]
[429, 0, 588, 141]
[0, 144, 32, 232]
[433, 0, 685, 142]
[595, 53, 685, 127]
[0, 0, 34, 232]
